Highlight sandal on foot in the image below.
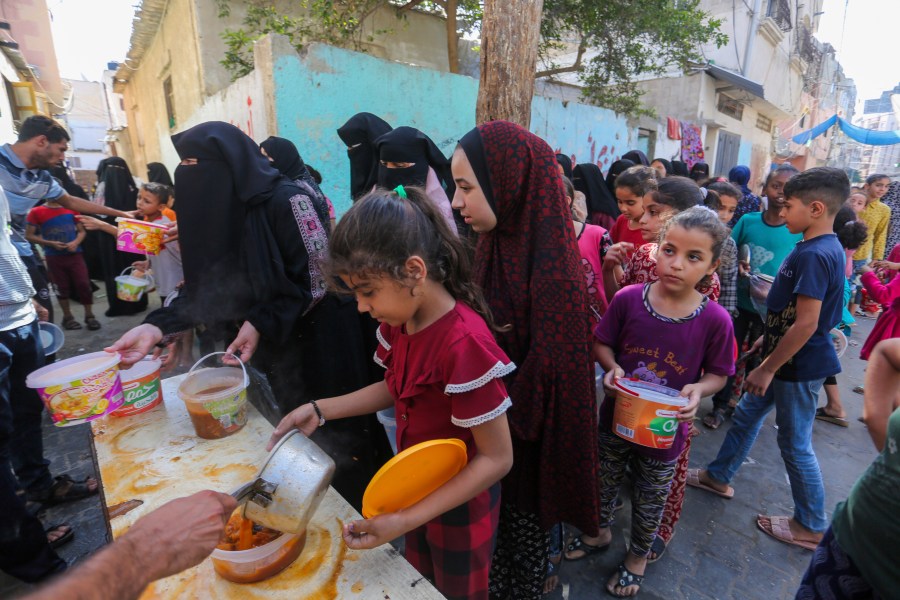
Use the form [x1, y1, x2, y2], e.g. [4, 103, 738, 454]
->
[29, 474, 99, 505]
[62, 317, 82, 330]
[815, 408, 849, 427]
[756, 515, 819, 551]
[606, 563, 644, 597]
[702, 408, 727, 429]
[646, 535, 667, 563]
[85, 317, 101, 331]
[46, 523, 74, 550]
[686, 468, 734, 499]
[564, 535, 610, 561]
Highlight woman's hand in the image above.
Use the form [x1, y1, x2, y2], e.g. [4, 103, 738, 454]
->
[267, 404, 319, 450]
[226, 321, 260, 364]
[105, 324, 164, 368]
[163, 224, 179, 244]
[341, 512, 409, 550]
[678, 384, 703, 421]
[132, 260, 150, 271]
[602, 243, 633, 270]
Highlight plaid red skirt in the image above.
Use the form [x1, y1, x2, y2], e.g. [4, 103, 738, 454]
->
[404, 483, 500, 600]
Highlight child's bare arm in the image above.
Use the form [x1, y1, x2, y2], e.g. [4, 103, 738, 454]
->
[862, 339, 900, 451]
[745, 295, 820, 396]
[25, 223, 64, 250]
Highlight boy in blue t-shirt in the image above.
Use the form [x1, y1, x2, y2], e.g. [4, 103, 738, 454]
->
[689, 167, 849, 551]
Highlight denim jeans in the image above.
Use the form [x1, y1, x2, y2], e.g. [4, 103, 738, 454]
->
[706, 377, 828, 533]
[0, 320, 53, 493]
[0, 319, 65, 581]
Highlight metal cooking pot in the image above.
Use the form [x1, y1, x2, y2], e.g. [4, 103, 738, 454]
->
[231, 430, 335, 534]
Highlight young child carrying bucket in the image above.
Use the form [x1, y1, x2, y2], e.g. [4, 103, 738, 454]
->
[590, 207, 735, 597]
[267, 185, 513, 600]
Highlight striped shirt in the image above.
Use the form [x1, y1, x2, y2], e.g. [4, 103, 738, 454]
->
[0, 143, 63, 258]
[0, 185, 36, 331]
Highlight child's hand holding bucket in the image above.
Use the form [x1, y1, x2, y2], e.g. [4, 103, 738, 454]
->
[603, 366, 625, 392]
[678, 383, 704, 421]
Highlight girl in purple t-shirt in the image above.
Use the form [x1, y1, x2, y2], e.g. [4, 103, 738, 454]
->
[571, 207, 736, 597]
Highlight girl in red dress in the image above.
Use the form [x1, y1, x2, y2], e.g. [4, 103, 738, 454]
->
[269, 186, 513, 600]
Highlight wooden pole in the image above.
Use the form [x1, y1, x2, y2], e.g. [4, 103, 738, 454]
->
[475, 0, 543, 128]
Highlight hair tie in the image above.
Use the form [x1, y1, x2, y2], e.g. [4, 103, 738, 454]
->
[393, 185, 407, 199]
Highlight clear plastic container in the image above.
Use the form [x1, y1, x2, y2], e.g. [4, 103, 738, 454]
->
[177, 353, 248, 439]
[210, 529, 306, 583]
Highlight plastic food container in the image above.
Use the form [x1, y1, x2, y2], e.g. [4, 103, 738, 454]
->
[177, 353, 249, 439]
[112, 358, 163, 417]
[115, 267, 154, 302]
[26, 352, 124, 427]
[211, 528, 306, 584]
[612, 378, 686, 449]
[115, 217, 167, 255]
[38, 322, 65, 355]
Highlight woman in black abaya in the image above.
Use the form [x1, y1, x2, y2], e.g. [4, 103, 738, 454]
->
[110, 123, 389, 508]
[573, 162, 619, 230]
[96, 157, 147, 316]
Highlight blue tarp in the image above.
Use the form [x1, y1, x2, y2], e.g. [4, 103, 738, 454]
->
[792, 115, 900, 146]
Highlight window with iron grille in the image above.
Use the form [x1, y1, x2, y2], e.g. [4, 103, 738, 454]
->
[766, 0, 792, 32]
[717, 95, 744, 121]
[756, 114, 773, 132]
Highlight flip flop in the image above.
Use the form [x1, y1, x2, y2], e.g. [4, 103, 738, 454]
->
[606, 562, 644, 597]
[646, 535, 667, 563]
[686, 468, 734, 499]
[815, 408, 849, 427]
[564, 535, 611, 561]
[756, 515, 819, 551]
[45, 523, 74, 550]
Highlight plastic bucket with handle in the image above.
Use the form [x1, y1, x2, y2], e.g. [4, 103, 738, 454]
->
[177, 352, 249, 439]
[26, 352, 124, 426]
[115, 267, 154, 302]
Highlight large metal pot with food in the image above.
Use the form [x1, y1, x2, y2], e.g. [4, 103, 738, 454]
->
[231, 430, 335, 534]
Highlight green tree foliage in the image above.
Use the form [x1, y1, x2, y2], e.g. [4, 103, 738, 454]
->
[215, 0, 726, 116]
[539, 0, 728, 115]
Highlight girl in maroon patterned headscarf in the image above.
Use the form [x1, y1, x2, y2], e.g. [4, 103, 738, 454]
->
[451, 120, 600, 599]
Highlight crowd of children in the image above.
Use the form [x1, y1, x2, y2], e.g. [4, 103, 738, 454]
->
[16, 110, 899, 600]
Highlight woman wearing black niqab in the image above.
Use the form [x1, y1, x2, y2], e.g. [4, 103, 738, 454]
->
[337, 112, 392, 201]
[622, 149, 650, 166]
[670, 160, 690, 177]
[97, 156, 147, 316]
[604, 158, 635, 196]
[115, 122, 389, 508]
[147, 162, 174, 187]
[260, 136, 333, 232]
[556, 153, 574, 179]
[573, 163, 619, 230]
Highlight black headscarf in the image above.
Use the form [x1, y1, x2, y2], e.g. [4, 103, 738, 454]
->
[622, 150, 649, 166]
[605, 159, 635, 195]
[373, 126, 455, 198]
[50, 164, 88, 199]
[671, 160, 690, 177]
[147, 162, 174, 186]
[556, 154, 573, 179]
[337, 112, 392, 200]
[172, 122, 284, 325]
[100, 157, 138, 211]
[573, 163, 619, 222]
[690, 162, 710, 182]
[95, 157, 110, 183]
[260, 136, 331, 232]
[651, 158, 672, 176]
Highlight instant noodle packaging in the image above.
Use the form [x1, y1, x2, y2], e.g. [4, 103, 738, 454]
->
[612, 378, 686, 449]
[115, 217, 167, 255]
[26, 352, 124, 427]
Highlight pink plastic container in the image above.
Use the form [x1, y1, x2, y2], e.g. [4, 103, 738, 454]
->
[115, 218, 167, 255]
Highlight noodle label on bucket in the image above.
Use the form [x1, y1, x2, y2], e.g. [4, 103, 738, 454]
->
[26, 352, 125, 427]
[114, 359, 163, 417]
[612, 378, 686, 449]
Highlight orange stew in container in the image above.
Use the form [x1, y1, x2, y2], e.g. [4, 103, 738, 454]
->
[217, 512, 283, 552]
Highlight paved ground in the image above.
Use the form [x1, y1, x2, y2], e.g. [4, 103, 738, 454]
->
[0, 289, 881, 599]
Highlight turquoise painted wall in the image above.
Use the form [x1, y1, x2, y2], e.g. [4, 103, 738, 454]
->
[273, 43, 632, 216]
[737, 141, 752, 169]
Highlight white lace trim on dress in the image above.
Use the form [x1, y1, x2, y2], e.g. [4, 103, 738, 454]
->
[444, 361, 516, 394]
[376, 327, 391, 351]
[373, 351, 386, 369]
[451, 397, 512, 428]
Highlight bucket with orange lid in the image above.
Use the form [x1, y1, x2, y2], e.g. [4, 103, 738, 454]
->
[611, 378, 686, 449]
[115, 217, 167, 255]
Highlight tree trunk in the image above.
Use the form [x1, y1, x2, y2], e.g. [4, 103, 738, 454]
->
[476, 0, 543, 128]
[446, 0, 459, 74]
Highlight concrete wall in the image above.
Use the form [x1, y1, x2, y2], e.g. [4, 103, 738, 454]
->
[268, 40, 632, 216]
[0, 52, 24, 144]
[2, 0, 65, 109]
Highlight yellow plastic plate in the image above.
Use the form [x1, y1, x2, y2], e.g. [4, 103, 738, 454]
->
[361, 438, 468, 518]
